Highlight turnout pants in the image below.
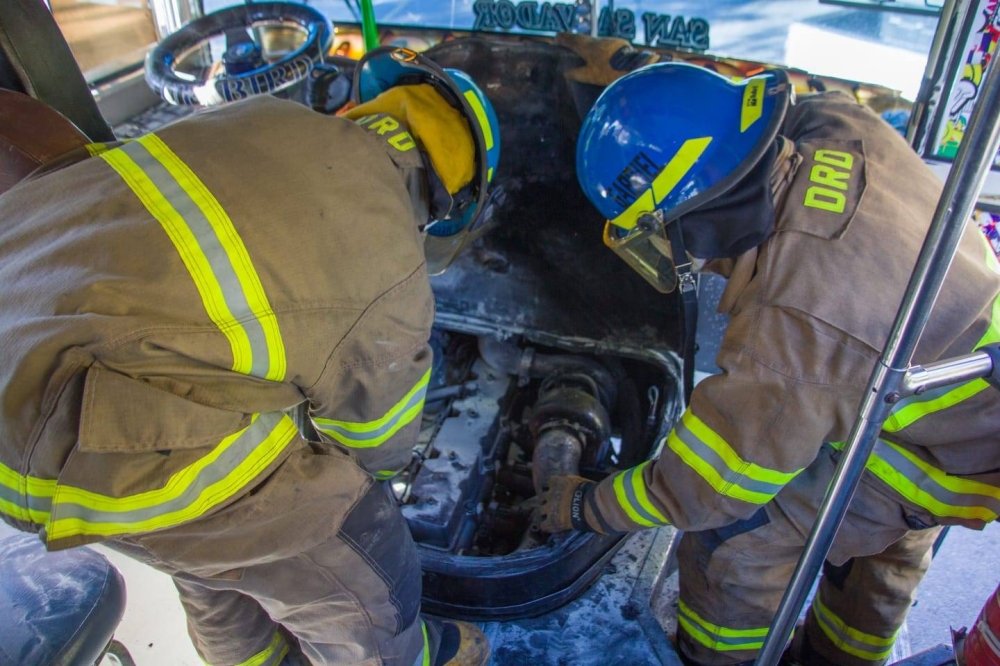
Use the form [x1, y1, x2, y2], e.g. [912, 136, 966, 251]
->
[105, 440, 431, 666]
[677, 446, 942, 666]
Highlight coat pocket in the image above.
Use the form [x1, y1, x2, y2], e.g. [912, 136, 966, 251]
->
[78, 364, 249, 453]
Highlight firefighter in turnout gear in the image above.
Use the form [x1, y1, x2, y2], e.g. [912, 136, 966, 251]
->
[541, 55, 1000, 666]
[0, 47, 499, 666]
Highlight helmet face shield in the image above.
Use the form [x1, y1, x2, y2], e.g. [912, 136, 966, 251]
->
[578, 62, 790, 283]
[603, 214, 678, 293]
[424, 192, 492, 275]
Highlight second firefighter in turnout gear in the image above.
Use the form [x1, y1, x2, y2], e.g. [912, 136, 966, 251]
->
[0, 47, 499, 666]
[541, 54, 1000, 666]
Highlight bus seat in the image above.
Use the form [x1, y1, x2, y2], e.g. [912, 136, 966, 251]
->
[0, 89, 90, 196]
[0, 532, 127, 666]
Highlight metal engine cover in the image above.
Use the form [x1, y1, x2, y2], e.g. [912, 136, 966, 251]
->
[402, 360, 513, 551]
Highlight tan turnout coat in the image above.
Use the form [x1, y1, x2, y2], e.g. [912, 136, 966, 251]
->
[0, 96, 435, 550]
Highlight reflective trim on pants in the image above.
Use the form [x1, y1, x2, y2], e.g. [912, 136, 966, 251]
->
[811, 596, 897, 662]
[677, 599, 769, 652]
[234, 630, 289, 666]
[412, 620, 431, 666]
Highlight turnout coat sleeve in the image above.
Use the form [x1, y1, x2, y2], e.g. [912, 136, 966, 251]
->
[304, 265, 436, 480]
[590, 296, 860, 532]
[301, 112, 436, 480]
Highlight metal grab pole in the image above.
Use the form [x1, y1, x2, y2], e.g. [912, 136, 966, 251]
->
[754, 45, 1000, 666]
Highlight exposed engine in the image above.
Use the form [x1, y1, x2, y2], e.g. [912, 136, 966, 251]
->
[392, 329, 671, 557]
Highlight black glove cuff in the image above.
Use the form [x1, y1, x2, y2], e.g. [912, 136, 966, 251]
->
[570, 481, 596, 532]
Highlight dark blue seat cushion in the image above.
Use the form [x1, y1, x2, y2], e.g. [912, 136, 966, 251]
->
[0, 532, 126, 666]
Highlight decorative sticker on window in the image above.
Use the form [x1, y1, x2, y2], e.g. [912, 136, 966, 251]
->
[934, 0, 1000, 166]
[975, 208, 1000, 258]
[470, 1, 710, 51]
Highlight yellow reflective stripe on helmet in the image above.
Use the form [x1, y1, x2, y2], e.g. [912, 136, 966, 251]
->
[236, 630, 289, 666]
[609, 137, 714, 230]
[667, 410, 802, 505]
[677, 599, 768, 652]
[463, 90, 494, 151]
[612, 461, 669, 527]
[45, 413, 297, 541]
[812, 597, 896, 661]
[831, 439, 1000, 521]
[312, 368, 431, 448]
[740, 79, 765, 132]
[100, 135, 286, 382]
[0, 463, 55, 525]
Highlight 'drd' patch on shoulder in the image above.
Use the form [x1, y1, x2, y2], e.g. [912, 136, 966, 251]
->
[352, 112, 417, 153]
[784, 139, 867, 240]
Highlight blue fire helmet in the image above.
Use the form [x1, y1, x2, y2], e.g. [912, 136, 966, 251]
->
[353, 46, 501, 271]
[576, 62, 790, 292]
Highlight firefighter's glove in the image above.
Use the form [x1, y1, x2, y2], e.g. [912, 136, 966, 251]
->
[555, 32, 659, 87]
[538, 475, 606, 534]
[343, 83, 475, 195]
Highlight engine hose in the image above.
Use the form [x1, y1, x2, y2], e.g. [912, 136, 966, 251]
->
[477, 337, 618, 407]
[531, 428, 583, 496]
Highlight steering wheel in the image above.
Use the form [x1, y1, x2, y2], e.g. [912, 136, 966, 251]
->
[145, 2, 332, 106]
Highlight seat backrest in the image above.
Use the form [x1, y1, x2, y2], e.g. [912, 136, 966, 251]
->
[0, 89, 90, 196]
[0, 0, 115, 142]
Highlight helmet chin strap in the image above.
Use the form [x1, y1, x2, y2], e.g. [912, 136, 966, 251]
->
[666, 218, 699, 404]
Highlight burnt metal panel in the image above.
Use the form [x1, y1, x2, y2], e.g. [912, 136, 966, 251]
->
[425, 38, 683, 352]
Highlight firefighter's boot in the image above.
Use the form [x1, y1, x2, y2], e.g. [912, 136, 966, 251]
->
[426, 618, 491, 666]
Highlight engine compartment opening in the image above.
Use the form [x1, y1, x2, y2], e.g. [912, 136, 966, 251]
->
[384, 328, 679, 620]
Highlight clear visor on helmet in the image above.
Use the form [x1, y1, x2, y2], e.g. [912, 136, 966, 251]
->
[603, 213, 678, 293]
[424, 187, 504, 275]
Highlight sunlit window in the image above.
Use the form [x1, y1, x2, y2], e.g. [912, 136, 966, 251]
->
[50, 0, 158, 80]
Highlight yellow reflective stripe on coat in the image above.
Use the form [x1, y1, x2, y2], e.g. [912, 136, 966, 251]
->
[99, 134, 286, 382]
[612, 460, 669, 527]
[236, 630, 289, 666]
[831, 439, 1000, 521]
[812, 596, 896, 661]
[609, 137, 714, 230]
[0, 462, 56, 525]
[677, 599, 769, 652]
[312, 368, 431, 448]
[667, 409, 802, 505]
[43, 413, 297, 542]
[885, 245, 1000, 433]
